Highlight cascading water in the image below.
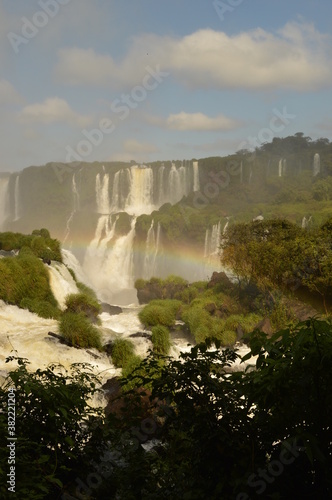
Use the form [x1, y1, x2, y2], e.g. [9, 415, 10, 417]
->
[0, 176, 9, 230]
[278, 159, 283, 177]
[143, 220, 161, 279]
[124, 165, 154, 215]
[193, 161, 200, 191]
[14, 175, 20, 221]
[282, 159, 287, 176]
[47, 261, 79, 310]
[313, 153, 320, 176]
[63, 173, 80, 244]
[96, 172, 110, 214]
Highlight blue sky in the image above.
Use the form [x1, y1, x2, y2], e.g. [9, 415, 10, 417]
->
[1, 0, 332, 172]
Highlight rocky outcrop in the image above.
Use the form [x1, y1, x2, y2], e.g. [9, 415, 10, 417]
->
[101, 303, 123, 315]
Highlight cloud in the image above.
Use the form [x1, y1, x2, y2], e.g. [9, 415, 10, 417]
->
[0, 80, 24, 106]
[54, 21, 332, 91]
[111, 139, 158, 162]
[19, 97, 91, 127]
[166, 112, 240, 131]
[123, 139, 158, 155]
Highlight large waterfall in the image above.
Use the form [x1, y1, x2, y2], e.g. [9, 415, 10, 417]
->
[94, 162, 199, 216]
[96, 173, 110, 214]
[313, 153, 320, 176]
[83, 215, 137, 304]
[143, 220, 161, 279]
[0, 176, 9, 230]
[14, 175, 21, 221]
[193, 161, 200, 191]
[63, 173, 80, 244]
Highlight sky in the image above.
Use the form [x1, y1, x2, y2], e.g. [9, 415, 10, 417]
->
[1, 0, 332, 173]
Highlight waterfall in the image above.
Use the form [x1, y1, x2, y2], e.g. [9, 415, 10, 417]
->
[278, 159, 283, 177]
[48, 261, 79, 310]
[302, 216, 312, 229]
[63, 174, 80, 244]
[168, 162, 188, 204]
[157, 164, 165, 205]
[14, 175, 20, 221]
[143, 220, 161, 279]
[282, 159, 287, 176]
[0, 176, 9, 230]
[204, 221, 222, 257]
[61, 248, 92, 286]
[193, 161, 200, 191]
[240, 161, 243, 184]
[124, 165, 154, 215]
[313, 153, 320, 176]
[110, 170, 121, 212]
[83, 216, 136, 304]
[101, 217, 136, 302]
[96, 172, 110, 214]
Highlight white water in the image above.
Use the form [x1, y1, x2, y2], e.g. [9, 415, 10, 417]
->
[313, 153, 320, 176]
[62, 248, 92, 286]
[124, 166, 155, 215]
[193, 161, 200, 192]
[14, 175, 20, 221]
[204, 221, 221, 257]
[47, 261, 79, 310]
[0, 301, 116, 388]
[0, 176, 9, 230]
[96, 172, 110, 214]
[143, 220, 161, 279]
[63, 173, 80, 244]
[83, 217, 137, 304]
[278, 159, 283, 177]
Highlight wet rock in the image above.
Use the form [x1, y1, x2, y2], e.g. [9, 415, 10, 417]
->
[101, 303, 122, 315]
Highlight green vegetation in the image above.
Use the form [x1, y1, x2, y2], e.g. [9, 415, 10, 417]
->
[138, 299, 181, 327]
[151, 324, 171, 354]
[64, 292, 101, 323]
[110, 338, 135, 368]
[221, 217, 332, 314]
[0, 229, 62, 261]
[59, 312, 102, 349]
[0, 358, 103, 499]
[0, 251, 59, 318]
[3, 319, 330, 497]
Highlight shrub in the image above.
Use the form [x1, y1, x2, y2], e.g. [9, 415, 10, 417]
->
[182, 305, 212, 336]
[151, 325, 171, 355]
[65, 293, 101, 323]
[20, 298, 60, 320]
[122, 354, 143, 378]
[76, 281, 98, 300]
[219, 330, 237, 346]
[111, 338, 135, 368]
[139, 300, 181, 327]
[59, 312, 102, 349]
[0, 253, 59, 315]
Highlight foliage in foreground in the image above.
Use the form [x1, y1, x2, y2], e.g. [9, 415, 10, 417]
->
[1, 319, 331, 499]
[0, 359, 103, 500]
[104, 318, 332, 499]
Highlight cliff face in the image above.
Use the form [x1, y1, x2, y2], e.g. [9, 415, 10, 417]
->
[1, 136, 331, 303]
